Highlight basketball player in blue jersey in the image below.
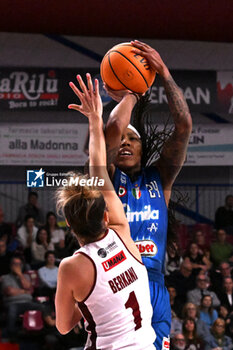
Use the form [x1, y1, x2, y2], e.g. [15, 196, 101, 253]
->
[104, 40, 192, 350]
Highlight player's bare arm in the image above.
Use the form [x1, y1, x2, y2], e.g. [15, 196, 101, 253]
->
[104, 87, 138, 169]
[69, 74, 130, 234]
[131, 40, 192, 202]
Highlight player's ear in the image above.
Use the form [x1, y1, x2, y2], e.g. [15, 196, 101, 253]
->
[103, 210, 109, 225]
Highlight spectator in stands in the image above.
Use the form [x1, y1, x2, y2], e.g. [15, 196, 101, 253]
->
[16, 192, 44, 228]
[1, 256, 42, 337]
[218, 305, 231, 325]
[38, 251, 58, 300]
[210, 262, 233, 297]
[199, 295, 218, 328]
[210, 229, 233, 268]
[17, 215, 37, 249]
[203, 318, 233, 350]
[187, 272, 220, 308]
[0, 205, 12, 244]
[31, 227, 54, 268]
[17, 215, 37, 263]
[182, 318, 204, 350]
[45, 212, 65, 259]
[166, 260, 196, 306]
[0, 239, 13, 276]
[171, 333, 186, 350]
[42, 300, 63, 350]
[165, 243, 183, 276]
[193, 230, 210, 255]
[183, 242, 212, 275]
[168, 285, 183, 319]
[182, 302, 210, 339]
[218, 277, 233, 313]
[215, 195, 233, 234]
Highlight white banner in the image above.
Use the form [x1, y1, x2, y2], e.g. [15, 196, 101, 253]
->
[0, 123, 89, 165]
[0, 123, 232, 166]
[186, 124, 233, 166]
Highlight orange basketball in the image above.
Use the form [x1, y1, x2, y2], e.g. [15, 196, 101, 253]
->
[100, 42, 156, 94]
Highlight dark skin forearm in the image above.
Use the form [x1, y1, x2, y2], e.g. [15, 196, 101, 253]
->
[161, 72, 191, 129]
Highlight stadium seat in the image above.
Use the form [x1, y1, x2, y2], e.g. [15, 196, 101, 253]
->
[22, 310, 44, 331]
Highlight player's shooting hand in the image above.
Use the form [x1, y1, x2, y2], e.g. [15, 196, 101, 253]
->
[68, 73, 103, 121]
[131, 40, 169, 78]
[103, 83, 131, 102]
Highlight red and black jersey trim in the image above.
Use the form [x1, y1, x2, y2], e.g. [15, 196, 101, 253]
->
[78, 302, 97, 350]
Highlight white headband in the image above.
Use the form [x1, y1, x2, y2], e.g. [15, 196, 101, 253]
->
[127, 124, 141, 139]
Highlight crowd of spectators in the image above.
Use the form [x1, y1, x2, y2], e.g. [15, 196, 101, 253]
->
[0, 193, 233, 350]
[0, 192, 84, 349]
[168, 195, 233, 350]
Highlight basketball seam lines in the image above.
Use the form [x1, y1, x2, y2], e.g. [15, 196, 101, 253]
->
[107, 55, 132, 91]
[109, 50, 149, 90]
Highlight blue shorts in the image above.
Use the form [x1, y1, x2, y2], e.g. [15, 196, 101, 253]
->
[149, 279, 171, 350]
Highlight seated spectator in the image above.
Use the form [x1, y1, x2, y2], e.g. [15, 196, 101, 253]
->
[17, 215, 37, 263]
[203, 318, 233, 350]
[17, 215, 37, 249]
[218, 277, 233, 313]
[184, 242, 212, 275]
[182, 317, 204, 350]
[45, 212, 66, 259]
[31, 227, 54, 268]
[168, 285, 183, 319]
[171, 333, 186, 350]
[187, 272, 220, 308]
[193, 230, 210, 256]
[165, 243, 183, 276]
[215, 195, 233, 234]
[210, 261, 233, 297]
[0, 205, 12, 244]
[182, 302, 210, 340]
[218, 305, 231, 326]
[199, 295, 218, 328]
[166, 260, 196, 307]
[1, 255, 42, 338]
[0, 239, 13, 276]
[210, 229, 233, 268]
[16, 192, 44, 228]
[38, 251, 58, 300]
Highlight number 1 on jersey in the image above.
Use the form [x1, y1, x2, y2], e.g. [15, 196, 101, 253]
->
[125, 291, 142, 330]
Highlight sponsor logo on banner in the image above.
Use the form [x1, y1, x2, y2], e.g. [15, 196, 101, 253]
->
[0, 70, 59, 109]
[217, 71, 233, 114]
[118, 186, 127, 197]
[102, 250, 127, 271]
[131, 185, 141, 199]
[135, 240, 158, 256]
[27, 168, 45, 187]
[162, 337, 170, 350]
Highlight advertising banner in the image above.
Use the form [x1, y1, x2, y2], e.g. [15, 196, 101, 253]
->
[0, 123, 232, 166]
[0, 123, 89, 166]
[187, 124, 233, 166]
[0, 68, 218, 113]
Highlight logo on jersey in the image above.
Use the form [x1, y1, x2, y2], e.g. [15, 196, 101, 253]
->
[131, 185, 141, 199]
[162, 337, 170, 350]
[118, 186, 127, 197]
[97, 241, 118, 258]
[123, 204, 159, 223]
[147, 222, 158, 233]
[98, 248, 107, 258]
[120, 173, 127, 184]
[102, 250, 126, 272]
[135, 240, 158, 257]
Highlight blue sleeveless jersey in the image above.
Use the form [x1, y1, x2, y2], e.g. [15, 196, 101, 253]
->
[113, 166, 168, 281]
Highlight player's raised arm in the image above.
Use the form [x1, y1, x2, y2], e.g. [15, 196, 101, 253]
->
[131, 40, 192, 201]
[69, 74, 129, 233]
